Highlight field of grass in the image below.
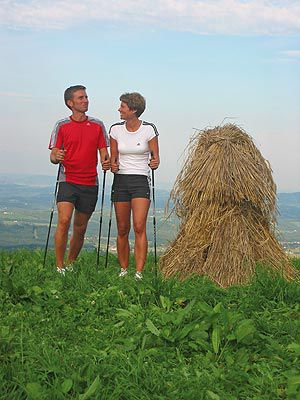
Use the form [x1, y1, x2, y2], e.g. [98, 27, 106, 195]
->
[1, 250, 300, 399]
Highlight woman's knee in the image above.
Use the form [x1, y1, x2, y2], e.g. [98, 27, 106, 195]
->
[133, 222, 146, 235]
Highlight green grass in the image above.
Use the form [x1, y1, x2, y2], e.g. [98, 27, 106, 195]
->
[1, 250, 300, 400]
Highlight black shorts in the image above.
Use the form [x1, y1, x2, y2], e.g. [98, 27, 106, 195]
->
[112, 174, 151, 202]
[56, 182, 98, 214]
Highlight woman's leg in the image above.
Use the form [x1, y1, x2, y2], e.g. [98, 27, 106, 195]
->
[132, 198, 150, 272]
[114, 202, 131, 269]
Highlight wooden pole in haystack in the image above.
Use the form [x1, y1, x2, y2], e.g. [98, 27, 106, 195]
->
[159, 124, 298, 287]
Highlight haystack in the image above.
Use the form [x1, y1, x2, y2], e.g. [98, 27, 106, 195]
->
[159, 124, 298, 287]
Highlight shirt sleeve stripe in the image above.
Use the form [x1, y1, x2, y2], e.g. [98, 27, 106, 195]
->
[142, 121, 159, 136]
[89, 117, 110, 147]
[109, 121, 125, 135]
[49, 118, 70, 149]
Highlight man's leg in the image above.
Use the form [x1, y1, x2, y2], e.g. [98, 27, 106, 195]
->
[114, 202, 131, 269]
[68, 210, 92, 263]
[132, 198, 150, 272]
[55, 202, 74, 268]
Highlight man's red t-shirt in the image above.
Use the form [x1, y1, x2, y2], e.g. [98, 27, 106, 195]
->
[49, 116, 108, 186]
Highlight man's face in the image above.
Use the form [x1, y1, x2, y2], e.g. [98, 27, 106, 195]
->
[68, 89, 89, 113]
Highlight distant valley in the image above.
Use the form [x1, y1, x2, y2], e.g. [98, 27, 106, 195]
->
[0, 174, 299, 256]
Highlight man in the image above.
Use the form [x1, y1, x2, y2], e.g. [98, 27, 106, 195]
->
[49, 85, 110, 273]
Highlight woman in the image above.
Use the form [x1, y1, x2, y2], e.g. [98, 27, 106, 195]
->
[109, 92, 160, 280]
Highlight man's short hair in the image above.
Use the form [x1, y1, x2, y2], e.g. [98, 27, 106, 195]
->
[120, 92, 146, 118]
[64, 85, 86, 109]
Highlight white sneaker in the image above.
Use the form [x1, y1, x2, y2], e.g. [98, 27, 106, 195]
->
[65, 263, 74, 272]
[119, 268, 128, 277]
[57, 267, 66, 276]
[135, 271, 143, 281]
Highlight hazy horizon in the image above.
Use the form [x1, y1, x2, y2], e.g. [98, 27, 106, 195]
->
[0, 171, 299, 194]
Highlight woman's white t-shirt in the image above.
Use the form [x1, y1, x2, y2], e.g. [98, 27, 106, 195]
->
[109, 121, 159, 176]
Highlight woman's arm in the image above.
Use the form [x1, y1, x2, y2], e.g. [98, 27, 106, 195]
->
[110, 137, 119, 172]
[148, 136, 160, 170]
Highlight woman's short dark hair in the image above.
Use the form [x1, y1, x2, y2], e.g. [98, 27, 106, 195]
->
[64, 85, 86, 109]
[120, 92, 146, 118]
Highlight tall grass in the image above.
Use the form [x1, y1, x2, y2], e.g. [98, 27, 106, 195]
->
[0, 250, 300, 399]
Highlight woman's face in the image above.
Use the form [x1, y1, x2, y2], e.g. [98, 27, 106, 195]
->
[118, 101, 136, 120]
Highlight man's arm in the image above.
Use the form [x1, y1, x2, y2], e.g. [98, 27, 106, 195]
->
[99, 148, 110, 171]
[50, 148, 66, 164]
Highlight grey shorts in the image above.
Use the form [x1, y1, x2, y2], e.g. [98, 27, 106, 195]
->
[56, 182, 98, 214]
[112, 174, 150, 202]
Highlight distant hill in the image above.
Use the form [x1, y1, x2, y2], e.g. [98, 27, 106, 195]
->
[0, 173, 173, 190]
[0, 173, 56, 187]
[0, 182, 170, 210]
[0, 173, 299, 215]
[0, 174, 299, 251]
[277, 192, 300, 219]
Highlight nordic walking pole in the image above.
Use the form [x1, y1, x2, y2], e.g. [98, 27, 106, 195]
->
[96, 156, 108, 268]
[105, 158, 117, 268]
[43, 164, 61, 267]
[151, 153, 157, 271]
[105, 185, 114, 268]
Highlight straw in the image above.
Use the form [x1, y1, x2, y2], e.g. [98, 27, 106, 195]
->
[159, 124, 298, 287]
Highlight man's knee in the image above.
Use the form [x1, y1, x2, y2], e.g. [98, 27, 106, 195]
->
[57, 216, 71, 230]
[118, 225, 130, 237]
[73, 222, 88, 237]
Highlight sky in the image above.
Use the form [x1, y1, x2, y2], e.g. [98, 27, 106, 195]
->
[0, 0, 299, 192]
